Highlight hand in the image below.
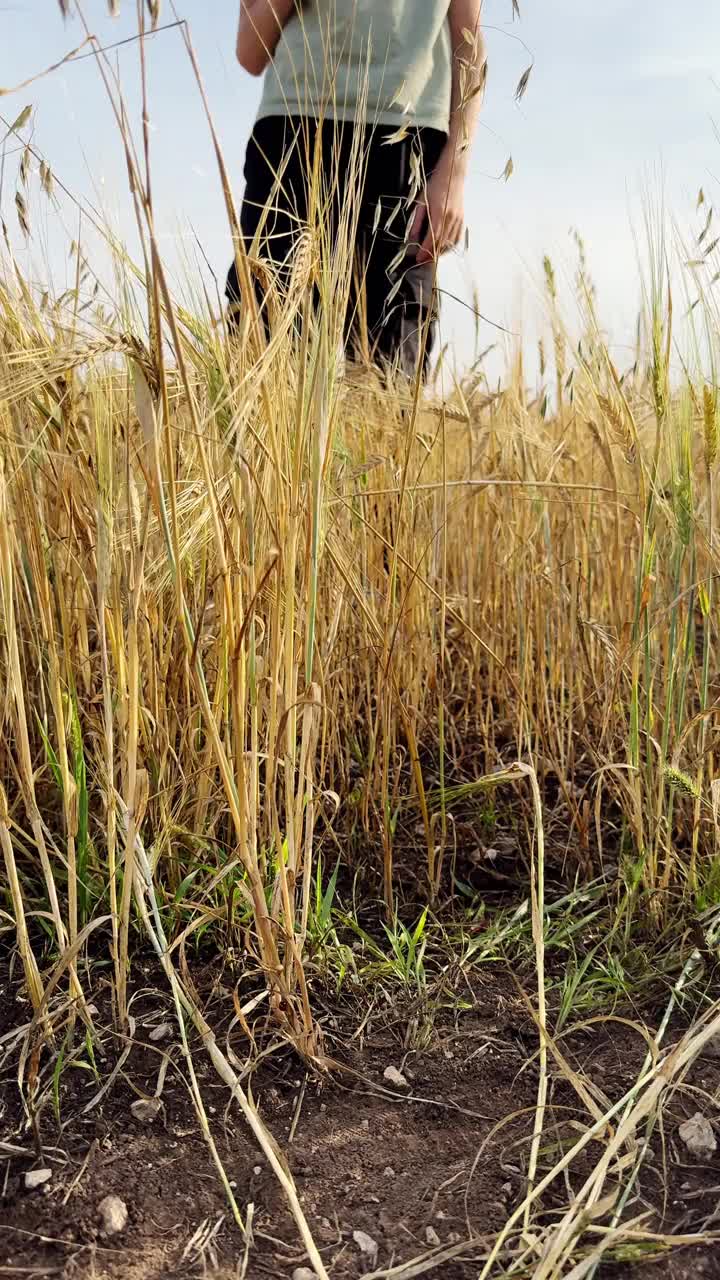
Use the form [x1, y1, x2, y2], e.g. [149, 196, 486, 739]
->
[409, 153, 466, 265]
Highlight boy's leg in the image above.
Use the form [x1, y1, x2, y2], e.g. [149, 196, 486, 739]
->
[348, 128, 447, 380]
[226, 117, 314, 336]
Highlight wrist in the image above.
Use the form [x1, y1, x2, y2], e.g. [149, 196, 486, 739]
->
[440, 135, 469, 178]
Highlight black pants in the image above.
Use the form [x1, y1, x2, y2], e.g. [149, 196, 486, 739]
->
[226, 116, 446, 379]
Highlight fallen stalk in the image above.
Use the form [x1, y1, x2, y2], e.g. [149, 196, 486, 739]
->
[119, 802, 329, 1279]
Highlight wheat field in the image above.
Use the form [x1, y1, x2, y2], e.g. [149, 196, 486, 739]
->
[2, 6, 720, 1278]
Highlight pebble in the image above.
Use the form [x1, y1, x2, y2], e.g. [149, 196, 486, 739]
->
[353, 1229, 379, 1264]
[130, 1097, 162, 1124]
[24, 1168, 52, 1190]
[426, 1225, 441, 1245]
[679, 1112, 717, 1158]
[97, 1194, 129, 1236]
[383, 1065, 408, 1089]
[383, 1166, 395, 1178]
[292, 1270, 318, 1280]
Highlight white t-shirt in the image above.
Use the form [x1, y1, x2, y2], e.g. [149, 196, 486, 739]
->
[258, 0, 452, 132]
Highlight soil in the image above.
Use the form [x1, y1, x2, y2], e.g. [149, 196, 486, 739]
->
[2, 959, 720, 1280]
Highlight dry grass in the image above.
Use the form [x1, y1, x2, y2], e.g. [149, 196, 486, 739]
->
[4, 265, 717, 971]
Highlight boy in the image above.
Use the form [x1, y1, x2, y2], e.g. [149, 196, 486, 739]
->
[228, 0, 485, 377]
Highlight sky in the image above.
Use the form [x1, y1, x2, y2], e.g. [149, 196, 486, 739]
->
[2, 0, 720, 373]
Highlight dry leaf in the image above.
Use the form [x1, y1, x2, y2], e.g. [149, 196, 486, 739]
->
[148, 1022, 172, 1042]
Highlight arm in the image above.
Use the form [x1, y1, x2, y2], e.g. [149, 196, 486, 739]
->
[411, 0, 486, 262]
[236, 0, 298, 77]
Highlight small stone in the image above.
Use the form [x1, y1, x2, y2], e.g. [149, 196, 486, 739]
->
[425, 1225, 441, 1245]
[383, 1065, 408, 1089]
[97, 1194, 128, 1236]
[130, 1097, 162, 1124]
[24, 1168, 52, 1190]
[292, 1269, 318, 1280]
[353, 1229, 379, 1265]
[679, 1112, 717, 1158]
[383, 1166, 395, 1178]
[253, 1165, 262, 1176]
[149, 1022, 172, 1042]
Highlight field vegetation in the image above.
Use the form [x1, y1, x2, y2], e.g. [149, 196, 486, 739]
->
[1, 5, 720, 1278]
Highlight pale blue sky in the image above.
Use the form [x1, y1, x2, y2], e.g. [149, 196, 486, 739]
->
[3, 1, 720, 369]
